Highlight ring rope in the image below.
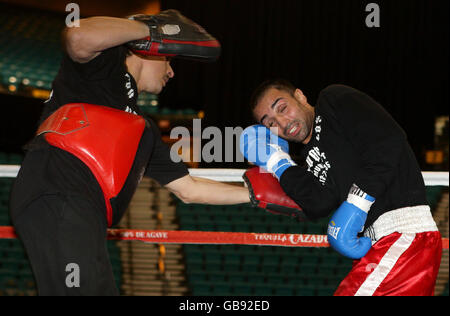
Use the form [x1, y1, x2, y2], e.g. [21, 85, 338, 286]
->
[0, 226, 448, 249]
[0, 165, 448, 185]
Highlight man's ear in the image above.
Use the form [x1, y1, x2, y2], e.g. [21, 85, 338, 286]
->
[294, 88, 307, 104]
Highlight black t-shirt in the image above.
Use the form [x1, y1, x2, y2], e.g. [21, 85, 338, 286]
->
[280, 85, 427, 230]
[10, 46, 188, 226]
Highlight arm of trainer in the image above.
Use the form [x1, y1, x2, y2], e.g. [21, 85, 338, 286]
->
[63, 10, 221, 64]
[63, 17, 148, 63]
[165, 175, 250, 205]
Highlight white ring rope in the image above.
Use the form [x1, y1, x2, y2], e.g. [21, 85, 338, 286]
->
[0, 165, 448, 186]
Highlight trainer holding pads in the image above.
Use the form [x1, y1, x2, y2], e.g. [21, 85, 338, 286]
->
[240, 79, 442, 296]
[10, 10, 249, 296]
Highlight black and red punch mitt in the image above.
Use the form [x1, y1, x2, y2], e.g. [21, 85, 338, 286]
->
[243, 167, 307, 221]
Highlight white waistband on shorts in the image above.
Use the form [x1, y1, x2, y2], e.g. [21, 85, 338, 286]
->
[364, 205, 438, 242]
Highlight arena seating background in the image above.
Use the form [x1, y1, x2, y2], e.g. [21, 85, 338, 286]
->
[0, 3, 193, 116]
[0, 3, 448, 296]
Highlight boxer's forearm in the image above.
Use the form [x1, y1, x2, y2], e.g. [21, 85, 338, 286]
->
[63, 17, 148, 63]
[165, 175, 250, 205]
[190, 177, 250, 205]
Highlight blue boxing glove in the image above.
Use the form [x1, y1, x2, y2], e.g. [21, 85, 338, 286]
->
[240, 125, 296, 179]
[327, 184, 375, 259]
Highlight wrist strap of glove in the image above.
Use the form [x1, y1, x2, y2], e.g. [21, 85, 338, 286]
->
[346, 184, 375, 213]
[266, 150, 297, 179]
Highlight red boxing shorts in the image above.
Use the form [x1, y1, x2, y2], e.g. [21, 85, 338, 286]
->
[335, 206, 442, 296]
[37, 103, 146, 227]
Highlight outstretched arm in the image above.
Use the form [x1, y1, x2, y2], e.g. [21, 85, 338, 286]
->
[165, 174, 250, 205]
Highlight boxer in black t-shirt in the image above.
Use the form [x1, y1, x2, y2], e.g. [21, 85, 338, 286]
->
[241, 79, 442, 296]
[9, 10, 249, 296]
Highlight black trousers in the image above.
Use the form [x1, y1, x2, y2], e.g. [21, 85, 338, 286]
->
[11, 193, 119, 296]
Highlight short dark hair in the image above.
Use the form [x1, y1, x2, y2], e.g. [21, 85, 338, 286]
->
[249, 79, 297, 118]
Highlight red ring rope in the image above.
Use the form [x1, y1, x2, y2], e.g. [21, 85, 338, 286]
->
[0, 226, 448, 249]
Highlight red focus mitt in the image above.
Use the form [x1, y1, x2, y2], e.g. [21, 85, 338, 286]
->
[243, 167, 307, 221]
[127, 9, 221, 62]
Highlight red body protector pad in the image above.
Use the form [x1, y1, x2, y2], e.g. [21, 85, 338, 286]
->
[37, 103, 146, 227]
